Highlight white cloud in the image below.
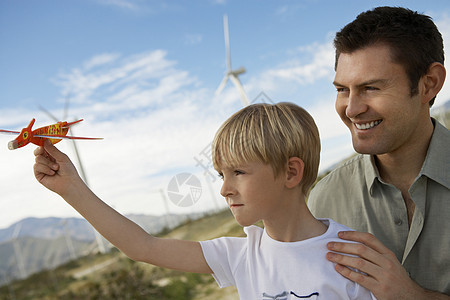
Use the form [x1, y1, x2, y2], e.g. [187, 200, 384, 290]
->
[53, 50, 180, 107]
[83, 53, 121, 70]
[96, 0, 140, 11]
[244, 40, 335, 100]
[184, 34, 203, 45]
[266, 42, 334, 85]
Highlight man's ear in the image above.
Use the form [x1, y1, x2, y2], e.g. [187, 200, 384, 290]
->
[421, 62, 446, 104]
[285, 157, 304, 189]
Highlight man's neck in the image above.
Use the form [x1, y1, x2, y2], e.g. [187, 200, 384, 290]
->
[375, 119, 434, 192]
[374, 118, 434, 227]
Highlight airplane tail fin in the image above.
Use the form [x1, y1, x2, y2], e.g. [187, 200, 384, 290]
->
[63, 119, 83, 128]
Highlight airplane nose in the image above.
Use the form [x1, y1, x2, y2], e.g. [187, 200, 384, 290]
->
[8, 140, 18, 150]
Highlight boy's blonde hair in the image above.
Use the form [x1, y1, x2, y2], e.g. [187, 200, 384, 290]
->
[212, 102, 320, 196]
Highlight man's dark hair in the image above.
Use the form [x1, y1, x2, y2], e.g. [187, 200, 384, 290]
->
[334, 6, 444, 106]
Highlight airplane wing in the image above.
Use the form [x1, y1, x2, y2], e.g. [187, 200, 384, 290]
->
[34, 134, 103, 140]
[0, 129, 20, 135]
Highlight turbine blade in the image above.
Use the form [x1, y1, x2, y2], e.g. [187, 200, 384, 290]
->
[215, 75, 229, 96]
[223, 14, 231, 71]
[229, 75, 249, 106]
[38, 105, 60, 122]
[12, 223, 22, 239]
[63, 94, 71, 120]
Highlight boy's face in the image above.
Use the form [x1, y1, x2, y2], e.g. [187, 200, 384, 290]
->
[334, 43, 427, 156]
[218, 160, 287, 227]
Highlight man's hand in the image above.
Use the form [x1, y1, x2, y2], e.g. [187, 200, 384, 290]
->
[33, 140, 82, 197]
[326, 231, 450, 300]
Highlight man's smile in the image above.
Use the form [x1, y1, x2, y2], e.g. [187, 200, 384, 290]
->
[354, 120, 382, 130]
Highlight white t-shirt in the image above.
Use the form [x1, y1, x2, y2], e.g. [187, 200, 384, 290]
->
[200, 219, 374, 300]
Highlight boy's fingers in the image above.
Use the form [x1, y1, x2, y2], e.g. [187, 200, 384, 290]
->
[35, 154, 59, 171]
[34, 146, 45, 157]
[43, 140, 66, 162]
[34, 161, 56, 177]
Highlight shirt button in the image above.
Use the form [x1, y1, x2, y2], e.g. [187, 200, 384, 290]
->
[395, 219, 403, 226]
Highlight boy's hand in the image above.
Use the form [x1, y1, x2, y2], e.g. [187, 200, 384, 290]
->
[326, 231, 449, 300]
[34, 140, 81, 197]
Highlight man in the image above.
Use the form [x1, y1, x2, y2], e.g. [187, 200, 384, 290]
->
[308, 6, 450, 299]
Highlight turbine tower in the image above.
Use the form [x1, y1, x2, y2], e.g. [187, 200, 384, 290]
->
[11, 223, 26, 279]
[39, 97, 106, 254]
[215, 14, 249, 106]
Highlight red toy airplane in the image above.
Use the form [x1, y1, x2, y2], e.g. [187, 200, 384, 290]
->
[0, 119, 103, 150]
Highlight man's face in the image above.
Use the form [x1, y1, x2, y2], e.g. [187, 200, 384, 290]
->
[333, 44, 427, 156]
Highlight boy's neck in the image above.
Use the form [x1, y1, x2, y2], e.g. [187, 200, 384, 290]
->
[263, 196, 327, 242]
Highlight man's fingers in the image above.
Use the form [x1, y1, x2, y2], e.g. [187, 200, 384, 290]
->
[327, 251, 380, 276]
[333, 263, 378, 291]
[327, 240, 380, 264]
[337, 231, 392, 255]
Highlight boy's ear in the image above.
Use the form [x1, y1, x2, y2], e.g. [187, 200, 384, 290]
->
[285, 157, 304, 189]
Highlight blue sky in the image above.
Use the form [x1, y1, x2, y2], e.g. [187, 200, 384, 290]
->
[1, 0, 450, 229]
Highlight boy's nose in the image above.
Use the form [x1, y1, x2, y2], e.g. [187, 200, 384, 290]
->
[220, 179, 235, 198]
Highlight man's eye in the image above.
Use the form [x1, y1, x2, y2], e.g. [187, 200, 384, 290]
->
[336, 87, 348, 93]
[234, 170, 244, 176]
[365, 86, 378, 91]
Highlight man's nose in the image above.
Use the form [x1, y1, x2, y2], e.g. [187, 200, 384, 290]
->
[345, 91, 368, 119]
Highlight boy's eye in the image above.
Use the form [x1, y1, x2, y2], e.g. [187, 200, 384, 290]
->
[217, 173, 224, 180]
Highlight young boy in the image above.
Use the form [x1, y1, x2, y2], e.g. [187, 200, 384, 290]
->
[34, 102, 373, 299]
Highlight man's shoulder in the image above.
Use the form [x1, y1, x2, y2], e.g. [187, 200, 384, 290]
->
[308, 154, 371, 214]
[317, 154, 368, 186]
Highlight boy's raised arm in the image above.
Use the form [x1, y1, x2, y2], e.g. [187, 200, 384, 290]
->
[33, 141, 212, 274]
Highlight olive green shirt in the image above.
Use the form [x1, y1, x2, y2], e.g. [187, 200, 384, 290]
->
[308, 120, 450, 294]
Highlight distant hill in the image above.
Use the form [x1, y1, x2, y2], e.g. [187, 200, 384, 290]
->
[0, 213, 203, 243]
[0, 217, 95, 243]
[0, 236, 92, 282]
[431, 99, 450, 128]
[0, 212, 204, 284]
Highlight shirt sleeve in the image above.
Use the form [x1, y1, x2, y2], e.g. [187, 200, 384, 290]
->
[200, 236, 247, 288]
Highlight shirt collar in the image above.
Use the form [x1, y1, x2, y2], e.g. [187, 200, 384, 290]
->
[364, 118, 450, 193]
[363, 154, 379, 195]
[419, 119, 450, 189]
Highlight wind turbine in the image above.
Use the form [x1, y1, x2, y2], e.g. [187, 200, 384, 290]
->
[39, 97, 107, 254]
[11, 223, 26, 279]
[215, 14, 249, 106]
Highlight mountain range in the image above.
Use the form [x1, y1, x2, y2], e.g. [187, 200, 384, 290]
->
[0, 212, 204, 284]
